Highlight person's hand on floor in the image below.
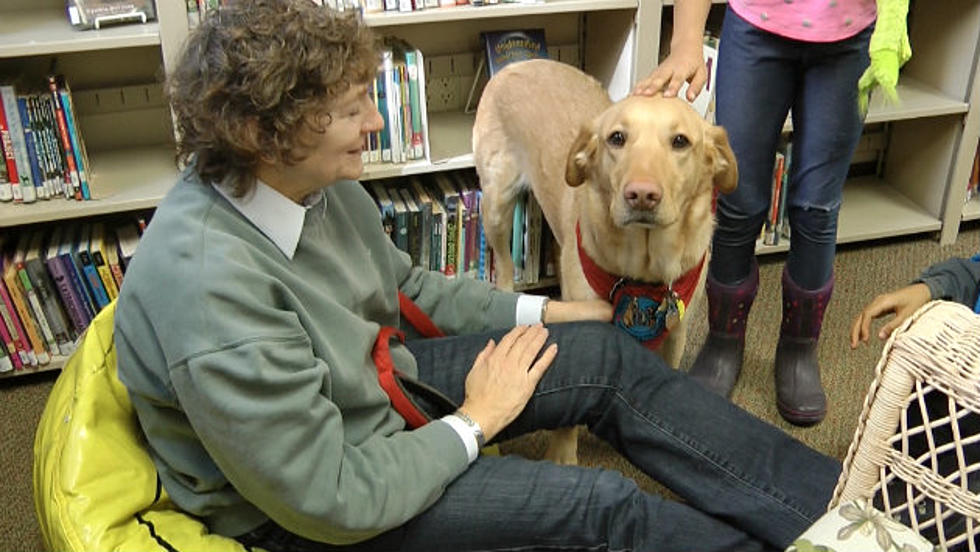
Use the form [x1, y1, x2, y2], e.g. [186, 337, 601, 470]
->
[850, 283, 931, 348]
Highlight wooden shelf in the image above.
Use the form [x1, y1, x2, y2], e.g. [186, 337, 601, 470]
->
[364, 0, 637, 27]
[756, 176, 942, 255]
[963, 197, 980, 221]
[0, 8, 160, 58]
[363, 111, 476, 181]
[515, 276, 559, 292]
[0, 358, 63, 380]
[0, 145, 176, 227]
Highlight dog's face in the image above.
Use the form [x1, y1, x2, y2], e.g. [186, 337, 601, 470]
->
[564, 95, 737, 229]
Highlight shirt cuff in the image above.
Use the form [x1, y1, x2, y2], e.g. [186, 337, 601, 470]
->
[516, 295, 548, 325]
[440, 415, 479, 464]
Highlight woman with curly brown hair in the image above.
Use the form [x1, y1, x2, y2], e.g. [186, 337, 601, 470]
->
[113, 1, 840, 551]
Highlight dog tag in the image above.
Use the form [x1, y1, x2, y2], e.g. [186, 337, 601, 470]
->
[664, 291, 681, 332]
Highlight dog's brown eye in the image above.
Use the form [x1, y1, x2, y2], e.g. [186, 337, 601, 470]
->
[606, 131, 626, 148]
[671, 134, 691, 149]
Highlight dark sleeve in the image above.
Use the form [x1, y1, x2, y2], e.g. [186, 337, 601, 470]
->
[914, 256, 980, 308]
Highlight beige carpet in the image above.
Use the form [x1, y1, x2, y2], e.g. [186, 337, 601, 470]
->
[4, 223, 980, 551]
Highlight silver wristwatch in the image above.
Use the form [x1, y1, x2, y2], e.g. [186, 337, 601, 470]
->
[453, 410, 486, 448]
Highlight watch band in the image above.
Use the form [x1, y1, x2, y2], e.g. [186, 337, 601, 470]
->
[453, 410, 486, 448]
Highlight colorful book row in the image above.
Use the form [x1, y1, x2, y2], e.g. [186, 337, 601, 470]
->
[364, 38, 431, 166]
[0, 219, 144, 373]
[0, 76, 92, 204]
[365, 171, 556, 287]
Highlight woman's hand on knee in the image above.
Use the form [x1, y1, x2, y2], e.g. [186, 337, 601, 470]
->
[459, 325, 558, 441]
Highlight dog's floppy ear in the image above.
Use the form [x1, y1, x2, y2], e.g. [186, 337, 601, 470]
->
[565, 125, 599, 187]
[705, 125, 738, 194]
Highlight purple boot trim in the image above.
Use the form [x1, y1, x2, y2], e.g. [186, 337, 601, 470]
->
[707, 260, 759, 337]
[780, 267, 833, 339]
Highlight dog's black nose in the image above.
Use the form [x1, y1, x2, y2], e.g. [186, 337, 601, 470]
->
[624, 180, 662, 211]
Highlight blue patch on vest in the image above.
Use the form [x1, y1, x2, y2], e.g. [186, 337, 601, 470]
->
[613, 294, 666, 342]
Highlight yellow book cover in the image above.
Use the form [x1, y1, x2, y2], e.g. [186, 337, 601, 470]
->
[89, 222, 119, 300]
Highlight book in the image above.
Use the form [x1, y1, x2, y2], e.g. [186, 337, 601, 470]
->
[45, 225, 90, 337]
[0, 120, 10, 202]
[89, 222, 120, 300]
[367, 182, 396, 242]
[380, 49, 404, 164]
[47, 76, 83, 199]
[58, 225, 98, 322]
[0, 85, 36, 203]
[56, 77, 90, 200]
[1, 242, 48, 365]
[16, 97, 48, 200]
[65, 0, 157, 30]
[102, 228, 125, 290]
[114, 221, 141, 270]
[13, 233, 58, 357]
[427, 173, 462, 277]
[0, 277, 28, 368]
[510, 190, 526, 283]
[23, 231, 73, 355]
[75, 224, 111, 311]
[0, 97, 18, 202]
[677, 34, 720, 122]
[481, 29, 548, 78]
[0, 299, 17, 371]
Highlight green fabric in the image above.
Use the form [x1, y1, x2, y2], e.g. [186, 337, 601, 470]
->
[858, 0, 912, 114]
[115, 168, 521, 543]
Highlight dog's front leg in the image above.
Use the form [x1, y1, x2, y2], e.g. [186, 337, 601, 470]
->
[659, 324, 687, 370]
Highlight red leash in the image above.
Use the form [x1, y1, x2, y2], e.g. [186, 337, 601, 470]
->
[371, 292, 446, 428]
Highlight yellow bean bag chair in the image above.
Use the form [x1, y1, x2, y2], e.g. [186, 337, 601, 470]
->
[33, 301, 257, 552]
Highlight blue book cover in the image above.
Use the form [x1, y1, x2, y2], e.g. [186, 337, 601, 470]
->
[482, 29, 548, 78]
[16, 97, 46, 200]
[57, 226, 96, 323]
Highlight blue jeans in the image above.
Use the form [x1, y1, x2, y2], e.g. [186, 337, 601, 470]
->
[712, 7, 872, 289]
[237, 321, 840, 552]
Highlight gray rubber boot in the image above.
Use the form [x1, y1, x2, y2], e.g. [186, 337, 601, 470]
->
[687, 260, 759, 397]
[775, 267, 832, 426]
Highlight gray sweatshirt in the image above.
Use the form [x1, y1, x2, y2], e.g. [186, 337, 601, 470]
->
[114, 168, 521, 543]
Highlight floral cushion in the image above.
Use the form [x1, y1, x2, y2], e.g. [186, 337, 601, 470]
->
[786, 499, 939, 552]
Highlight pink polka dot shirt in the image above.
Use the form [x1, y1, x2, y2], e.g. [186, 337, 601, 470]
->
[728, 0, 877, 42]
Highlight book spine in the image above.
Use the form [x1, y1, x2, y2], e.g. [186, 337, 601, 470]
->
[0, 99, 13, 202]
[2, 269, 45, 365]
[61, 252, 96, 322]
[91, 250, 119, 300]
[48, 77, 82, 199]
[404, 50, 425, 160]
[28, 95, 60, 198]
[0, 303, 18, 371]
[375, 73, 392, 163]
[59, 89, 88, 200]
[26, 257, 73, 355]
[16, 97, 47, 201]
[0, 86, 35, 203]
[45, 255, 88, 337]
[444, 195, 458, 277]
[15, 263, 57, 356]
[0, 284, 24, 369]
[78, 250, 110, 310]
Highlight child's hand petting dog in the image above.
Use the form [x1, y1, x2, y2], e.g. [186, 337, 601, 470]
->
[543, 299, 613, 324]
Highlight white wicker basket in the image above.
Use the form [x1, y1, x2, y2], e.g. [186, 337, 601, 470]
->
[833, 300, 980, 550]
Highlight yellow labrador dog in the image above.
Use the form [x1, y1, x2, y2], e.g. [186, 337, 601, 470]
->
[473, 59, 737, 465]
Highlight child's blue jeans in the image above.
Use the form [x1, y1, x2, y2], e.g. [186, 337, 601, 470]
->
[712, 6, 873, 290]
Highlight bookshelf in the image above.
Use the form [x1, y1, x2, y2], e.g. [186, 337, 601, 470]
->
[653, 0, 980, 254]
[2, 0, 979, 377]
